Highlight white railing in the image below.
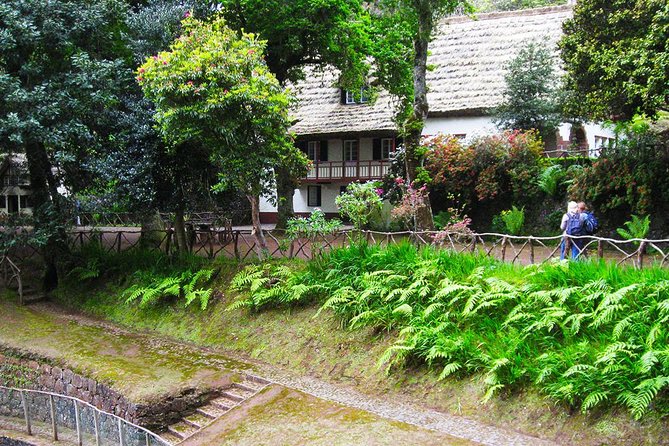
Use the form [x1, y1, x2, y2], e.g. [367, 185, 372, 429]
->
[306, 160, 391, 181]
[0, 386, 170, 446]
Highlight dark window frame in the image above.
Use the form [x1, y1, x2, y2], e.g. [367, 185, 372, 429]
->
[307, 185, 322, 207]
[343, 140, 359, 161]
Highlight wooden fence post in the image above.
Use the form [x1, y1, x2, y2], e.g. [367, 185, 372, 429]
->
[501, 237, 508, 261]
[597, 239, 604, 259]
[116, 232, 122, 253]
[638, 241, 647, 269]
[234, 231, 240, 260]
[529, 237, 535, 264]
[164, 229, 172, 255]
[118, 417, 125, 446]
[564, 236, 571, 259]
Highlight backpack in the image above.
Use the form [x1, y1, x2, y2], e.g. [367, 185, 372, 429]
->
[566, 213, 583, 236]
[583, 212, 599, 235]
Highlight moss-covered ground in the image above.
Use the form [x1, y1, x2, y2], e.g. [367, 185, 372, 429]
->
[0, 297, 486, 445]
[40, 256, 669, 446]
[182, 386, 477, 446]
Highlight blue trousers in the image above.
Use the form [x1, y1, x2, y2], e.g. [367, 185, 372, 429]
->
[560, 237, 582, 260]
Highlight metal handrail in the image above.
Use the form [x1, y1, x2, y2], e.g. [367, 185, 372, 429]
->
[0, 255, 22, 305]
[0, 385, 170, 446]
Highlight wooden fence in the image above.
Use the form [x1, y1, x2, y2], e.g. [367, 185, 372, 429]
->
[8, 228, 669, 269]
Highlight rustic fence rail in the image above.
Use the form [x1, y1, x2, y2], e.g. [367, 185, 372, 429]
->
[0, 256, 22, 304]
[8, 228, 669, 269]
[0, 386, 169, 446]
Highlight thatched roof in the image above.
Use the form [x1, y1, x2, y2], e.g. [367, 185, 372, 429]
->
[289, 68, 399, 138]
[290, 5, 571, 136]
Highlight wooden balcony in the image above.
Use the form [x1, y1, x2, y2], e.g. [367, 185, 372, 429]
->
[305, 160, 391, 182]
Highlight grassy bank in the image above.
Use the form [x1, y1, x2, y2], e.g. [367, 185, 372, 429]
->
[53, 243, 669, 446]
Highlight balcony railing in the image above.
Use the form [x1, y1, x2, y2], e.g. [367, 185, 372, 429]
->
[2, 175, 30, 187]
[305, 160, 391, 181]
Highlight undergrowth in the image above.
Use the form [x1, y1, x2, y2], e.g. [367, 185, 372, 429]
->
[230, 242, 669, 419]
[66, 243, 215, 309]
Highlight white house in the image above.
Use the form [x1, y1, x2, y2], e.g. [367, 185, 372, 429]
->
[0, 153, 33, 215]
[259, 5, 615, 223]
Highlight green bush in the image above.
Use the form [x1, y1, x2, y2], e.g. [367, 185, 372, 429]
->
[499, 206, 525, 235]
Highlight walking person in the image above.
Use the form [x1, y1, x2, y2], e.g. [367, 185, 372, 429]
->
[577, 202, 599, 258]
[560, 201, 583, 259]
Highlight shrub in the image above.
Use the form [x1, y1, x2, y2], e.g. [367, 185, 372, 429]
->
[569, 125, 669, 231]
[124, 269, 214, 309]
[335, 182, 384, 231]
[538, 164, 565, 198]
[499, 206, 525, 235]
[425, 130, 543, 229]
[617, 215, 651, 241]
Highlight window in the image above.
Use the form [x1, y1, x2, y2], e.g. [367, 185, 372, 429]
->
[307, 141, 318, 161]
[343, 87, 370, 104]
[307, 186, 321, 207]
[344, 140, 358, 161]
[381, 138, 393, 159]
[19, 195, 31, 208]
[0, 196, 5, 209]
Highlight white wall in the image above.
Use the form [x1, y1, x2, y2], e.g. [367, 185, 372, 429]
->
[423, 116, 497, 141]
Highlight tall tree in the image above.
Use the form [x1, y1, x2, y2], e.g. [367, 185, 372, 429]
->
[561, 0, 669, 121]
[218, 0, 372, 229]
[0, 0, 130, 288]
[494, 41, 562, 149]
[373, 0, 472, 230]
[138, 15, 307, 256]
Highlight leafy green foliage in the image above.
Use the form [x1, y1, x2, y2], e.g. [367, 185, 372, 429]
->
[125, 269, 213, 310]
[538, 165, 566, 198]
[569, 127, 669, 228]
[138, 14, 307, 240]
[286, 209, 343, 241]
[230, 242, 669, 418]
[425, 130, 543, 228]
[229, 263, 323, 311]
[617, 215, 651, 241]
[560, 0, 669, 120]
[335, 182, 384, 230]
[473, 0, 566, 12]
[499, 206, 525, 235]
[494, 42, 562, 142]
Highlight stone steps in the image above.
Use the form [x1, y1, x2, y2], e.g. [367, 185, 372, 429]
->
[160, 374, 270, 444]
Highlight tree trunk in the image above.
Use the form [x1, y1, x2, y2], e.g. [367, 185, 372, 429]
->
[404, 1, 434, 230]
[275, 166, 295, 230]
[140, 210, 166, 249]
[173, 207, 188, 253]
[24, 140, 69, 291]
[247, 194, 268, 259]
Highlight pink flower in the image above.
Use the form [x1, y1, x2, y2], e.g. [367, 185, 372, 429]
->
[394, 177, 405, 185]
[248, 49, 256, 55]
[138, 68, 145, 73]
[187, 81, 194, 86]
[184, 10, 191, 18]
[375, 188, 384, 197]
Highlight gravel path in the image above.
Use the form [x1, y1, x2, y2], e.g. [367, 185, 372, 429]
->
[248, 367, 558, 446]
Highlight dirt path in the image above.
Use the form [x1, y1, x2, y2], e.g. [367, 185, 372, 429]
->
[0, 300, 557, 446]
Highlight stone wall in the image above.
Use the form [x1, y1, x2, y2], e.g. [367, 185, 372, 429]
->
[0, 346, 213, 430]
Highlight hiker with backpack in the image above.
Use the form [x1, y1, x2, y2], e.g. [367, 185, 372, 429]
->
[576, 202, 599, 257]
[560, 201, 584, 259]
